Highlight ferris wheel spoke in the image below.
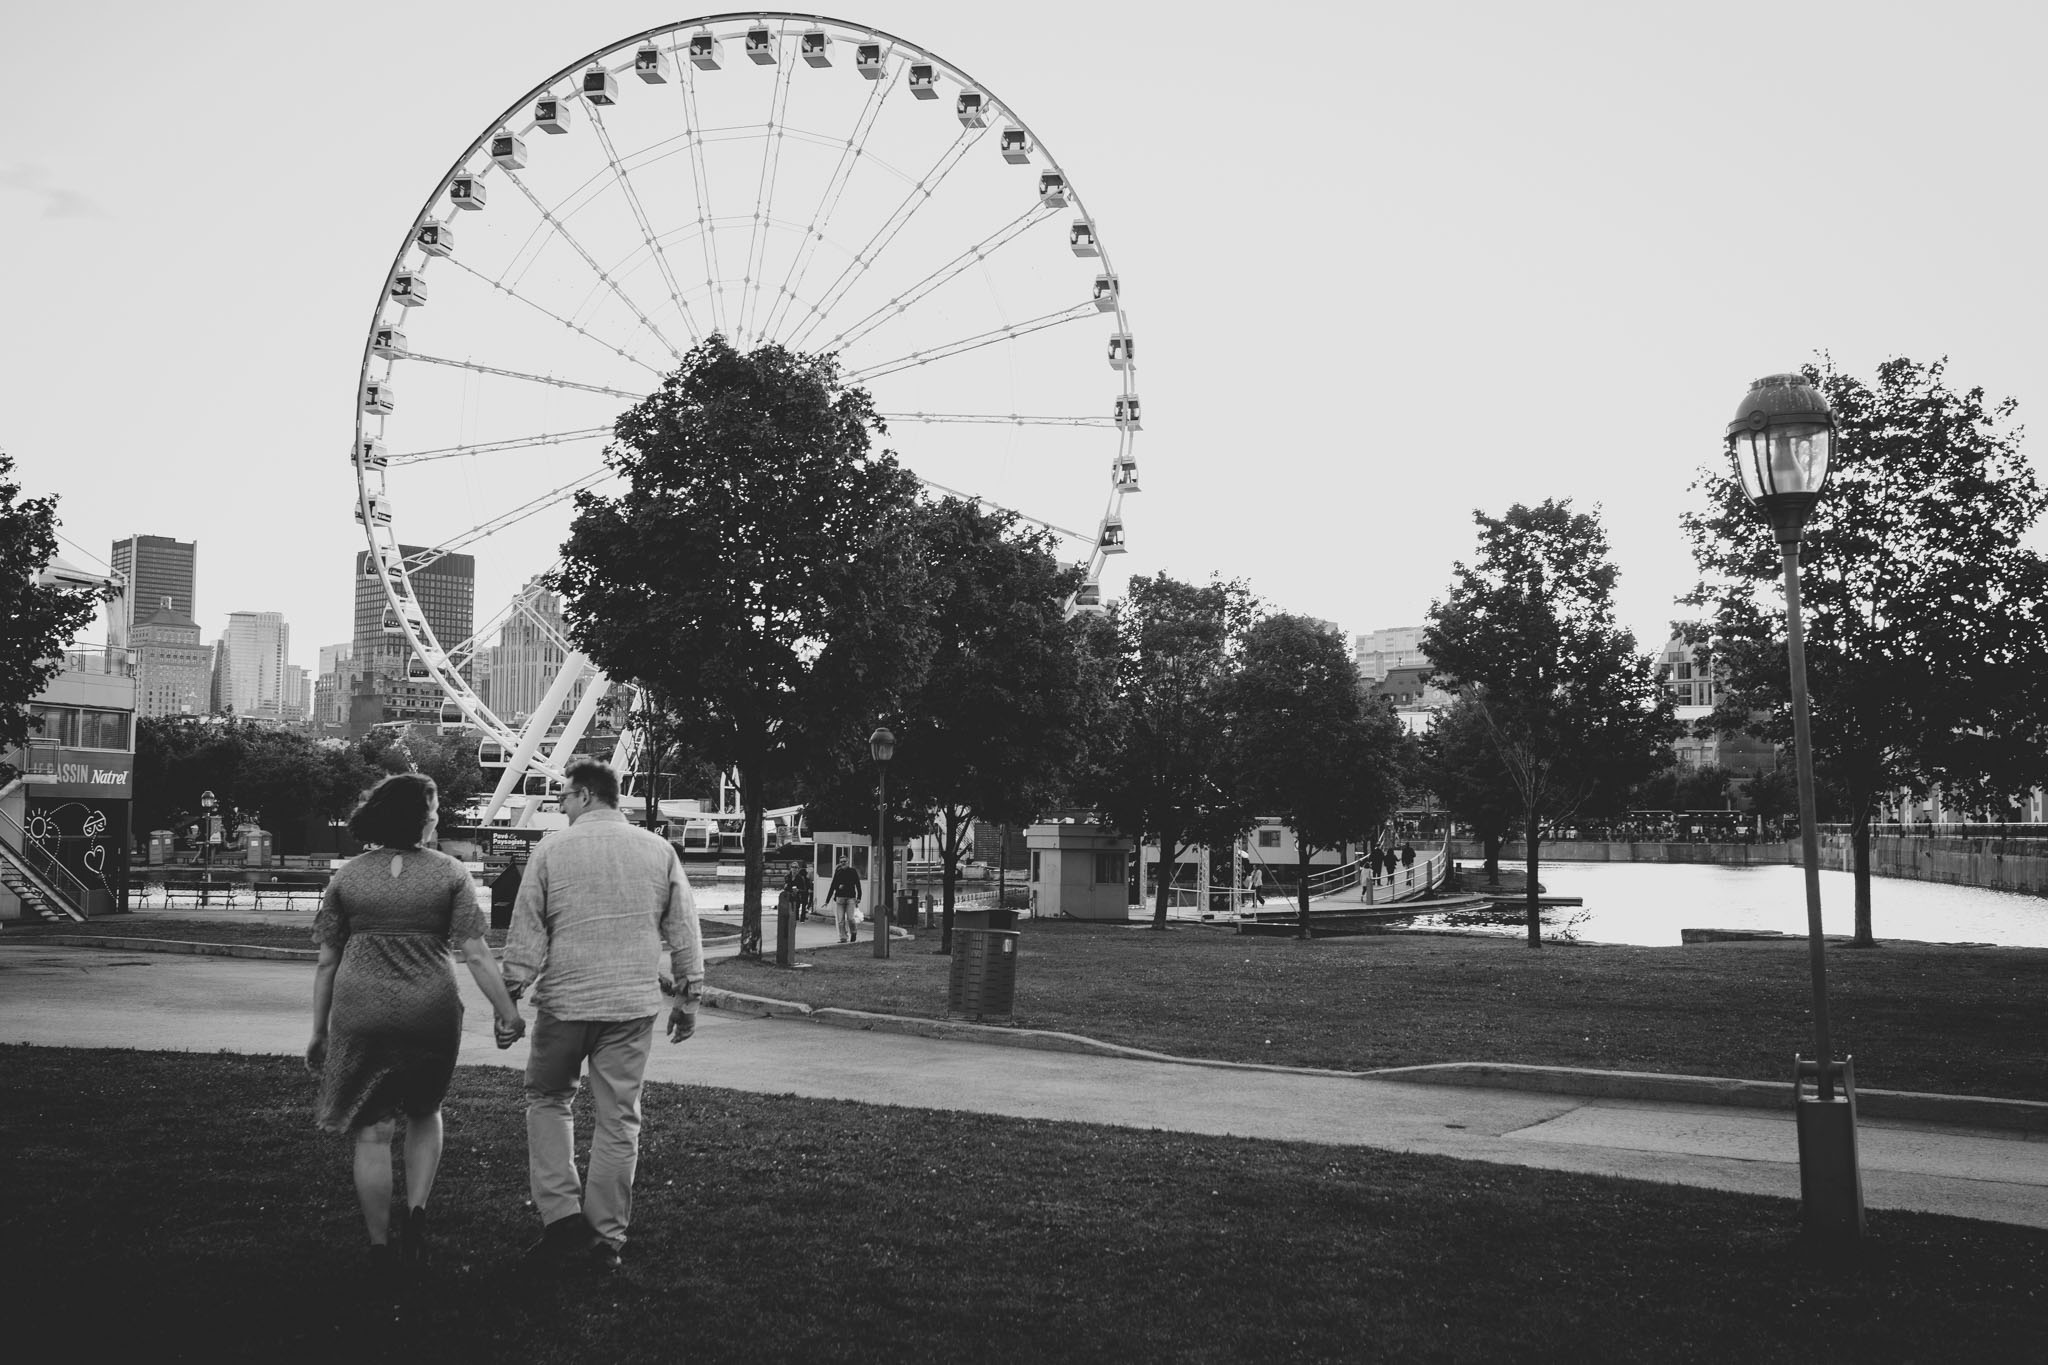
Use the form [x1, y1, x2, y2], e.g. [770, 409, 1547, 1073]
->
[843, 302, 1098, 384]
[511, 591, 579, 656]
[786, 122, 992, 352]
[404, 354, 644, 400]
[586, 104, 704, 346]
[736, 38, 799, 347]
[400, 468, 612, 572]
[825, 206, 1054, 353]
[759, 62, 896, 344]
[679, 69, 728, 337]
[913, 474, 1092, 544]
[879, 412, 1114, 427]
[389, 428, 613, 468]
[442, 256, 666, 377]
[501, 169, 686, 362]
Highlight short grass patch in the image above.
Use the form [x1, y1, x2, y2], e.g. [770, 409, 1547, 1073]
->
[2, 1046, 2042, 1363]
[716, 923, 2048, 1100]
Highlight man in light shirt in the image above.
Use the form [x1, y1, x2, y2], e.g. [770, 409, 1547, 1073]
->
[502, 757, 703, 1273]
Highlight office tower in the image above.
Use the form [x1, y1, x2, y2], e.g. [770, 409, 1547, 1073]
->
[282, 664, 308, 722]
[492, 575, 586, 723]
[352, 547, 475, 682]
[1352, 626, 1430, 683]
[131, 597, 211, 718]
[109, 535, 197, 652]
[220, 611, 290, 720]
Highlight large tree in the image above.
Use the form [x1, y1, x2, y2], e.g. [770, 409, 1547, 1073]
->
[1083, 574, 1259, 929]
[360, 724, 483, 834]
[134, 717, 375, 854]
[1683, 356, 2048, 945]
[876, 498, 1093, 947]
[1228, 614, 1408, 936]
[1, 452, 107, 781]
[554, 335, 927, 955]
[1417, 692, 1520, 883]
[1425, 501, 1674, 946]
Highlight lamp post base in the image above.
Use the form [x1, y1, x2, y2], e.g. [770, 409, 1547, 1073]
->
[1795, 1055, 1865, 1243]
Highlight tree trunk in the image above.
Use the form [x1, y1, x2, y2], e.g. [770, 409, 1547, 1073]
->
[1483, 833, 1502, 883]
[1524, 811, 1542, 949]
[939, 806, 967, 955]
[738, 752, 765, 959]
[1851, 815, 1875, 947]
[1296, 846, 1312, 939]
[1151, 833, 1173, 929]
[643, 731, 661, 831]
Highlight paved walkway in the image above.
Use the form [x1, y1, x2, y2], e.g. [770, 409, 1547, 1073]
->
[2, 938, 2044, 1231]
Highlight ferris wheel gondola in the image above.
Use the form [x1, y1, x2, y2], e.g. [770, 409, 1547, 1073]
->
[353, 14, 1141, 821]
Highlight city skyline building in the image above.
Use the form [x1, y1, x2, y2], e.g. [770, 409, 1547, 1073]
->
[349, 548, 474, 738]
[491, 575, 585, 725]
[108, 534, 197, 653]
[1353, 626, 1430, 683]
[131, 597, 211, 718]
[219, 611, 290, 720]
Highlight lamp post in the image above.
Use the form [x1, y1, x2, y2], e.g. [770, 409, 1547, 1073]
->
[870, 726, 895, 960]
[198, 790, 218, 907]
[1726, 371, 1864, 1242]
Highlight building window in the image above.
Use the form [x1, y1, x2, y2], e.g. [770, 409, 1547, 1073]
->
[1258, 829, 1281, 848]
[77, 709, 129, 750]
[1030, 851, 1042, 883]
[1092, 851, 1124, 884]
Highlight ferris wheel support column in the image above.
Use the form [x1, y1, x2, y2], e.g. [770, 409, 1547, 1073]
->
[533, 662, 612, 821]
[481, 652, 596, 826]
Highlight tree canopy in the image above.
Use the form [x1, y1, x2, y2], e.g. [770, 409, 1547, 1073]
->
[1227, 613, 1408, 934]
[1081, 573, 1259, 929]
[1682, 355, 2048, 944]
[1425, 500, 1674, 944]
[554, 335, 927, 954]
[1, 452, 107, 780]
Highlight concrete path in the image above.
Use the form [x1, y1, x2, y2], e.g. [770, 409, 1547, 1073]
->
[2, 940, 2044, 1231]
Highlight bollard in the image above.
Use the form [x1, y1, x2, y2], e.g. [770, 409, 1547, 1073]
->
[1794, 1055, 1865, 1242]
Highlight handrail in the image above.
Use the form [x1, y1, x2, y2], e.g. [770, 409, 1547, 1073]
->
[0, 804, 94, 916]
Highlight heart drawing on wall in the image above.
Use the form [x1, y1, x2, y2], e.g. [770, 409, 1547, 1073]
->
[83, 845, 106, 876]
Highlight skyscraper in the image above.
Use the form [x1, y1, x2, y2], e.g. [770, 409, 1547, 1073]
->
[131, 597, 210, 718]
[220, 611, 290, 720]
[109, 535, 197, 652]
[348, 548, 475, 737]
[493, 574, 588, 723]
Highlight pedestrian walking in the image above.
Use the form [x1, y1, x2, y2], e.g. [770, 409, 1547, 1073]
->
[501, 758, 704, 1274]
[306, 773, 526, 1274]
[827, 857, 863, 943]
[1400, 843, 1416, 868]
[1368, 847, 1385, 881]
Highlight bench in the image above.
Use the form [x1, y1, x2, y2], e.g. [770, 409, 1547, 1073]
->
[252, 875, 328, 911]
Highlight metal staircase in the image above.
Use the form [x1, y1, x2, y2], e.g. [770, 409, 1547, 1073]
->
[0, 803, 90, 923]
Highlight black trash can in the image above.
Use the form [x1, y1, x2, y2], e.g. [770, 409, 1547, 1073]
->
[947, 928, 1019, 1020]
[489, 858, 524, 932]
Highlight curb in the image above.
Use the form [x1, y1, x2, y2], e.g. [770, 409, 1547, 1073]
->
[15, 935, 316, 962]
[704, 988, 2048, 1134]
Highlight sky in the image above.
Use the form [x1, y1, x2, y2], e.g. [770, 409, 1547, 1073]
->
[5, 0, 2045, 684]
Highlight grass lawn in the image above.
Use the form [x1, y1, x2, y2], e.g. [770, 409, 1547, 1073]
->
[2, 1047, 2042, 1363]
[713, 922, 2048, 1101]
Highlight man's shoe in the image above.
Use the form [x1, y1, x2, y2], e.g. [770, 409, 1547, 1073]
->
[403, 1205, 430, 1265]
[523, 1213, 600, 1265]
[590, 1237, 623, 1274]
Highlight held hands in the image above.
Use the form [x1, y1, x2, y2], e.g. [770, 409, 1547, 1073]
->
[494, 1010, 527, 1050]
[305, 1034, 327, 1074]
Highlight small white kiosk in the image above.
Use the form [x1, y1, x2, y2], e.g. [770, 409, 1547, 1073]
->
[810, 831, 904, 916]
[1024, 821, 1132, 921]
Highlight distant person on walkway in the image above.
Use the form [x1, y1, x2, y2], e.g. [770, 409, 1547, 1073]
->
[1368, 847, 1385, 881]
[827, 857, 863, 943]
[502, 757, 703, 1274]
[1242, 866, 1264, 907]
[307, 773, 526, 1273]
[1400, 843, 1416, 869]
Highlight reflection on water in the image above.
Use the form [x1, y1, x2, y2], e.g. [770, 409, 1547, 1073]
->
[1411, 862, 2048, 948]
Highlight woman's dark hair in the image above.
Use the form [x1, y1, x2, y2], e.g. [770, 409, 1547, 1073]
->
[349, 772, 438, 849]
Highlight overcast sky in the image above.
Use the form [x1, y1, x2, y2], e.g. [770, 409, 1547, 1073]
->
[6, 0, 2043, 679]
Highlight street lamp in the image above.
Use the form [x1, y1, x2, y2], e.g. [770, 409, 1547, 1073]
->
[870, 726, 895, 960]
[198, 790, 218, 907]
[1726, 371, 1864, 1242]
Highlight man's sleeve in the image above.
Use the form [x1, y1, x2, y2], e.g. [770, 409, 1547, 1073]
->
[503, 849, 549, 986]
[660, 849, 704, 985]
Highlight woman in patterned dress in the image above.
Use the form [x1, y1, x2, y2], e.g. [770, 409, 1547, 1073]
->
[306, 773, 525, 1269]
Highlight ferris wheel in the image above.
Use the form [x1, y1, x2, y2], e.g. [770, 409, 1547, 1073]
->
[353, 14, 1140, 819]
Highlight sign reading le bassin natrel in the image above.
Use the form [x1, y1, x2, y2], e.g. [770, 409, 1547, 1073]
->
[31, 749, 134, 798]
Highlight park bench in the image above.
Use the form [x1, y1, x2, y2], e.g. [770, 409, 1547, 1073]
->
[251, 873, 328, 911]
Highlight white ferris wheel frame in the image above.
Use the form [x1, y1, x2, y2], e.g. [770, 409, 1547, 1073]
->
[352, 13, 1140, 822]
